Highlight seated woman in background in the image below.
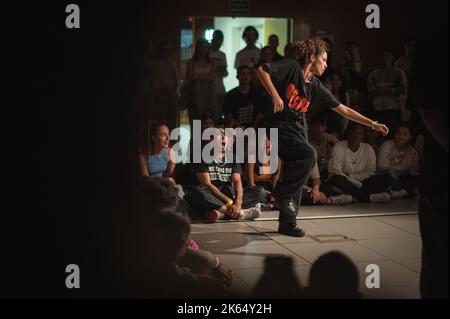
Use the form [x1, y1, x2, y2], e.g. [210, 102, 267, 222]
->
[377, 123, 420, 197]
[138, 121, 176, 184]
[327, 123, 394, 203]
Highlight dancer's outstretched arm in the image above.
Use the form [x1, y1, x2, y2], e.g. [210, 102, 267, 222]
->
[332, 104, 389, 136]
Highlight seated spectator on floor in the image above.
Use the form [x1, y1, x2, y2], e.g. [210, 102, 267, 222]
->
[308, 114, 339, 179]
[223, 65, 268, 129]
[327, 123, 394, 203]
[146, 210, 232, 298]
[138, 121, 176, 184]
[302, 115, 353, 205]
[377, 123, 420, 197]
[139, 176, 234, 291]
[185, 125, 265, 222]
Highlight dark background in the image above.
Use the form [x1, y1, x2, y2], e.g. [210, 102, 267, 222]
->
[10, 0, 444, 298]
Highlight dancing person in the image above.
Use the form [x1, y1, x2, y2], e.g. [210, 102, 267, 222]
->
[256, 38, 388, 237]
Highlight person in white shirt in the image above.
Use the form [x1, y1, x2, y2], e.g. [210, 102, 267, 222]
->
[328, 123, 394, 202]
[302, 115, 353, 205]
[377, 123, 420, 197]
[234, 26, 261, 69]
[209, 30, 228, 121]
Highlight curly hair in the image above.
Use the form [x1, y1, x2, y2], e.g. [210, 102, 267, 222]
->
[290, 37, 328, 65]
[139, 176, 179, 212]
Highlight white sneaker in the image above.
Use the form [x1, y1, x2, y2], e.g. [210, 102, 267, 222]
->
[369, 192, 391, 203]
[390, 189, 408, 199]
[326, 194, 353, 205]
[240, 206, 262, 219]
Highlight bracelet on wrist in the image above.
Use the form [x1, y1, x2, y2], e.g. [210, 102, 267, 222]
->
[226, 199, 234, 207]
[371, 121, 378, 130]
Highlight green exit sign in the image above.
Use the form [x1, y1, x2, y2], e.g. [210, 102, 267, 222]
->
[230, 0, 249, 16]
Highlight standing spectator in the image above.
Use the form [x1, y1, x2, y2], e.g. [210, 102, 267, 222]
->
[223, 66, 267, 128]
[339, 41, 369, 111]
[235, 26, 261, 69]
[284, 42, 295, 59]
[209, 30, 228, 121]
[377, 123, 420, 197]
[327, 72, 352, 138]
[268, 34, 284, 61]
[368, 49, 409, 132]
[328, 123, 394, 203]
[187, 39, 217, 122]
[150, 41, 180, 129]
[252, 46, 274, 92]
[395, 39, 416, 79]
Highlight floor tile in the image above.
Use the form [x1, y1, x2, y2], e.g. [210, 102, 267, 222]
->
[313, 217, 416, 240]
[357, 237, 422, 260]
[207, 243, 310, 270]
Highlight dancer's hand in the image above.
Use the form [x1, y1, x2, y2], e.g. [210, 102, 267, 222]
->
[373, 122, 389, 136]
[273, 95, 284, 113]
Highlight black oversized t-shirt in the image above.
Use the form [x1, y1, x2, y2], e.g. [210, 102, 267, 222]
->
[223, 87, 268, 127]
[263, 59, 340, 123]
[195, 161, 243, 188]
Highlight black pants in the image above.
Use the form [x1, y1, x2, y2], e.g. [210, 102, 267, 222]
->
[419, 194, 449, 298]
[272, 121, 317, 223]
[328, 174, 393, 202]
[391, 173, 419, 195]
[301, 179, 334, 205]
[185, 184, 267, 214]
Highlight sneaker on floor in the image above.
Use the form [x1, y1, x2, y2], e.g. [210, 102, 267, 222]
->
[369, 192, 391, 203]
[239, 206, 261, 220]
[326, 194, 353, 205]
[206, 210, 224, 222]
[390, 189, 408, 199]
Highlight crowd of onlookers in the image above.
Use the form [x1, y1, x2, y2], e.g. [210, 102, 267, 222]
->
[140, 26, 422, 217]
[135, 26, 428, 298]
[137, 175, 364, 298]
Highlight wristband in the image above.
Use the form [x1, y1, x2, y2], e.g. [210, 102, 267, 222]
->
[226, 199, 234, 207]
[371, 121, 378, 130]
[393, 156, 401, 164]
